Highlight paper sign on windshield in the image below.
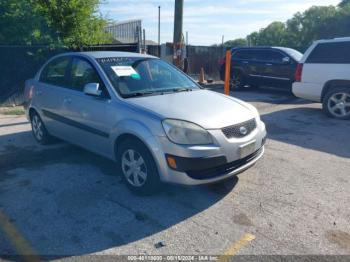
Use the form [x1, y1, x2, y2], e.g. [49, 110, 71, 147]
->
[111, 66, 140, 79]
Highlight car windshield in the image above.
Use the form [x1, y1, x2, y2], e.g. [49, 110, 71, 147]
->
[282, 48, 303, 61]
[97, 57, 200, 97]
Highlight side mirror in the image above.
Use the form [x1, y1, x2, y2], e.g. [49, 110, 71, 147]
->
[282, 57, 291, 64]
[84, 83, 101, 96]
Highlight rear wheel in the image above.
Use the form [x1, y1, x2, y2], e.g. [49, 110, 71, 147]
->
[230, 71, 246, 90]
[323, 87, 350, 120]
[117, 139, 161, 195]
[30, 111, 53, 144]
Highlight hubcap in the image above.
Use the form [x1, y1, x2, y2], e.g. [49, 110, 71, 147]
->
[328, 92, 350, 118]
[121, 149, 147, 187]
[32, 115, 43, 141]
[230, 75, 241, 89]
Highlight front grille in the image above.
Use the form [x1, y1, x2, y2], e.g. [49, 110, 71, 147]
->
[222, 119, 257, 138]
[186, 148, 262, 180]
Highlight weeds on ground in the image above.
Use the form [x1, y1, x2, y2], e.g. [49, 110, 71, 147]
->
[0, 106, 25, 115]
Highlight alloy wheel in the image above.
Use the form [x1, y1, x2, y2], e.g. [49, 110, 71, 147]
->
[327, 92, 350, 118]
[32, 115, 44, 141]
[230, 74, 242, 89]
[121, 149, 148, 187]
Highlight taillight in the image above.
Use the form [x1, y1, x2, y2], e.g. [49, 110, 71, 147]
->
[28, 86, 34, 99]
[218, 57, 225, 66]
[295, 63, 303, 82]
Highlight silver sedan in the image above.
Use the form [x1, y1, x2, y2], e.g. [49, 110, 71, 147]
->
[24, 51, 267, 194]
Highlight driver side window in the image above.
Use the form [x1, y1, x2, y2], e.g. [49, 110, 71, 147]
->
[69, 58, 110, 97]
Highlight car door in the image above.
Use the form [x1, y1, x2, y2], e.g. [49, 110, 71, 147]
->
[36, 56, 72, 137]
[259, 50, 293, 89]
[232, 49, 263, 85]
[59, 56, 115, 157]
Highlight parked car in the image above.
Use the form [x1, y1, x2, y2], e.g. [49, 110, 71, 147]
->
[24, 52, 266, 194]
[219, 46, 303, 91]
[292, 37, 350, 120]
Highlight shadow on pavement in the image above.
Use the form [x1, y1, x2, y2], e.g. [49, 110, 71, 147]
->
[262, 107, 350, 158]
[0, 131, 238, 259]
[209, 84, 310, 105]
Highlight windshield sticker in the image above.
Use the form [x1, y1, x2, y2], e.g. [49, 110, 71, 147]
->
[111, 66, 140, 79]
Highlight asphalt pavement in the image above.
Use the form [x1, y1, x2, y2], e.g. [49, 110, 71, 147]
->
[0, 88, 349, 260]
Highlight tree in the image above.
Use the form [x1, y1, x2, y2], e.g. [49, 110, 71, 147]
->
[0, 0, 51, 45]
[223, 38, 247, 48]
[255, 22, 286, 46]
[224, 1, 350, 52]
[339, 0, 350, 8]
[0, 0, 112, 47]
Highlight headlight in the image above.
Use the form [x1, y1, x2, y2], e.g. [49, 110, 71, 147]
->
[162, 119, 213, 145]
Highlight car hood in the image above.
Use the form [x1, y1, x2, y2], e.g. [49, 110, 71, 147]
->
[127, 90, 257, 129]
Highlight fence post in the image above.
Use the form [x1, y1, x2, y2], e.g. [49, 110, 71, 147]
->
[224, 50, 231, 96]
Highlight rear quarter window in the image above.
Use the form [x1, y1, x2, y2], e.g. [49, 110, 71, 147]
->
[306, 41, 350, 64]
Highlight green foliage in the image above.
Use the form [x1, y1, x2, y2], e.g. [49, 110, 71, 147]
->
[231, 3, 350, 52]
[223, 38, 248, 48]
[339, 0, 350, 8]
[0, 0, 112, 47]
[0, 0, 51, 45]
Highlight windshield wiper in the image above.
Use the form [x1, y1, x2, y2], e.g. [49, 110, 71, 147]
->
[172, 88, 193, 92]
[123, 91, 156, 98]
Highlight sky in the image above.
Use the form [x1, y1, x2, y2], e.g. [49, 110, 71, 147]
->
[99, 0, 341, 46]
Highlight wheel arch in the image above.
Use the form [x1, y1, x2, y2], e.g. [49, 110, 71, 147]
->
[28, 107, 41, 120]
[113, 132, 164, 178]
[112, 119, 163, 165]
[114, 133, 151, 156]
[321, 80, 350, 102]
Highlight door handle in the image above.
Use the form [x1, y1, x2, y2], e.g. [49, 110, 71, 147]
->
[242, 61, 249, 64]
[63, 98, 72, 104]
[266, 63, 273, 66]
[36, 90, 43, 96]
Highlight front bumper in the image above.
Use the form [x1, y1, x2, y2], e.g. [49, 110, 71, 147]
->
[153, 119, 266, 185]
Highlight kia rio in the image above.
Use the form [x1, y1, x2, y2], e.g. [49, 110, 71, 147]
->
[24, 52, 267, 194]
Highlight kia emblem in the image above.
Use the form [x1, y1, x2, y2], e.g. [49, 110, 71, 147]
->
[239, 126, 248, 135]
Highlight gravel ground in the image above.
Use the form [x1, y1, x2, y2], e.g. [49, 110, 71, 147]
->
[0, 88, 349, 260]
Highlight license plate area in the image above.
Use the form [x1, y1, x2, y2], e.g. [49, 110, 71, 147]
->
[239, 140, 256, 158]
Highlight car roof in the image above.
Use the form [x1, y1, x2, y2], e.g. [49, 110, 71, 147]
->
[314, 37, 350, 44]
[58, 51, 156, 59]
[232, 46, 292, 51]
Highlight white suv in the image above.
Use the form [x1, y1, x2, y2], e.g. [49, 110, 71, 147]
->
[292, 37, 350, 120]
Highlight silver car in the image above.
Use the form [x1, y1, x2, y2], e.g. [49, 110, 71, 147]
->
[24, 52, 266, 194]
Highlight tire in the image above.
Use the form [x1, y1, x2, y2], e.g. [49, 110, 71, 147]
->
[230, 71, 246, 90]
[323, 87, 350, 120]
[116, 139, 161, 195]
[30, 111, 53, 145]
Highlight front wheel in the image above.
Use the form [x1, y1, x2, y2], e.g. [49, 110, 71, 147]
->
[230, 71, 246, 90]
[117, 139, 161, 195]
[323, 87, 350, 120]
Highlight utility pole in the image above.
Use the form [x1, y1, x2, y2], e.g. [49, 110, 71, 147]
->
[158, 6, 161, 46]
[173, 0, 184, 69]
[158, 6, 161, 57]
[143, 29, 146, 53]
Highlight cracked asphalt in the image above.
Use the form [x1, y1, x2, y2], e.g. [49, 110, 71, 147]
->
[0, 88, 349, 260]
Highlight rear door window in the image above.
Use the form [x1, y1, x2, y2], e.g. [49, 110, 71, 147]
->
[306, 41, 350, 64]
[259, 50, 284, 64]
[234, 50, 254, 60]
[40, 57, 70, 87]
